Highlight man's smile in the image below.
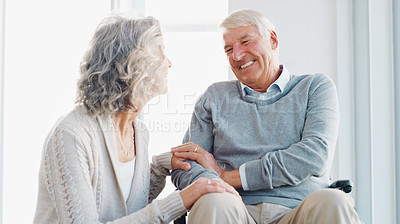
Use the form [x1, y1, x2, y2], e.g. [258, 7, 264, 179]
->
[240, 60, 256, 69]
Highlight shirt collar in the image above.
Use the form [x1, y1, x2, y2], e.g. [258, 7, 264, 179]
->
[240, 65, 291, 96]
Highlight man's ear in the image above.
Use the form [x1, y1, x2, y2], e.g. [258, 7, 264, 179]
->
[270, 31, 278, 50]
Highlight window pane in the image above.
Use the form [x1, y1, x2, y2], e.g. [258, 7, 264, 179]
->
[143, 31, 229, 149]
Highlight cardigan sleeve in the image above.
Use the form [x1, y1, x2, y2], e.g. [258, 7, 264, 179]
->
[148, 152, 172, 203]
[112, 191, 187, 224]
[41, 124, 186, 224]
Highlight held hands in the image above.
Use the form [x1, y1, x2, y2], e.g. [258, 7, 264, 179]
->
[171, 142, 242, 188]
[171, 142, 224, 176]
[179, 177, 240, 209]
[172, 143, 243, 204]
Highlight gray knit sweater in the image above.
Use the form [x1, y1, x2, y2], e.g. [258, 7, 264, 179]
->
[34, 105, 187, 223]
[171, 69, 339, 209]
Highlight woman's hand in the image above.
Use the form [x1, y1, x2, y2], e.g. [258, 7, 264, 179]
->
[179, 177, 240, 209]
[171, 142, 224, 176]
[171, 154, 191, 171]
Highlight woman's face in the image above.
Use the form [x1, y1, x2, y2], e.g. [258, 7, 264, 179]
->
[158, 46, 172, 94]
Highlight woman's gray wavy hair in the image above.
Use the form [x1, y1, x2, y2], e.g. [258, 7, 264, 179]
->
[77, 15, 168, 117]
[220, 9, 275, 38]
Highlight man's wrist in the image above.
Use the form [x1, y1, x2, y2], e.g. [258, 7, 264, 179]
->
[216, 167, 224, 176]
[220, 171, 227, 181]
[221, 170, 242, 188]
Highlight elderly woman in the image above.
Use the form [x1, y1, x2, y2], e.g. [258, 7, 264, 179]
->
[33, 16, 244, 223]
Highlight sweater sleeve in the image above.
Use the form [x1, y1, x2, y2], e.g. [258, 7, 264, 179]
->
[42, 125, 186, 224]
[243, 75, 340, 191]
[171, 93, 221, 190]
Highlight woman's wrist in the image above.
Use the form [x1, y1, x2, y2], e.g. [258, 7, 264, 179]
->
[153, 152, 173, 170]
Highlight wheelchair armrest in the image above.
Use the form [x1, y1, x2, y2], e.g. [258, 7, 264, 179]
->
[329, 179, 353, 193]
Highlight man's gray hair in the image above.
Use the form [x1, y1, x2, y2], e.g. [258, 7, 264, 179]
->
[77, 15, 168, 117]
[220, 9, 275, 37]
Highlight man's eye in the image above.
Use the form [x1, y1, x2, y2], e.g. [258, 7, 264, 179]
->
[242, 40, 249, 45]
[225, 48, 232, 53]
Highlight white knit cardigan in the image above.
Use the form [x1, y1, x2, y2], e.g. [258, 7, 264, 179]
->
[33, 105, 187, 223]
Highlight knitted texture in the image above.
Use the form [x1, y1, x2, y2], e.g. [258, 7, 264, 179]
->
[149, 152, 172, 202]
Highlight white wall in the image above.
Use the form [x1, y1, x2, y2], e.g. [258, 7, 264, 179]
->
[0, 0, 5, 222]
[352, 0, 396, 223]
[229, 0, 337, 82]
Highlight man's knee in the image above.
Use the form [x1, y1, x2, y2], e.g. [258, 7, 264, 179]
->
[305, 189, 354, 209]
[191, 192, 244, 214]
[300, 189, 361, 223]
[188, 192, 253, 224]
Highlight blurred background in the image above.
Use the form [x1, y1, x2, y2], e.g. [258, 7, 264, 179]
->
[0, 0, 398, 223]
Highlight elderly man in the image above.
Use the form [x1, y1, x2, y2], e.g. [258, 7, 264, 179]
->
[171, 9, 361, 224]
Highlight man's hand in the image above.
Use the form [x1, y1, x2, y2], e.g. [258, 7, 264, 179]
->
[171, 142, 224, 176]
[171, 142, 243, 188]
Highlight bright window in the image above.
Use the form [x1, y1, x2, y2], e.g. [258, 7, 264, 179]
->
[3, 1, 109, 223]
[142, 0, 229, 198]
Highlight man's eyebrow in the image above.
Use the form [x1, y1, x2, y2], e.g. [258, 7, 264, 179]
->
[241, 33, 258, 40]
[224, 33, 258, 50]
[240, 34, 251, 40]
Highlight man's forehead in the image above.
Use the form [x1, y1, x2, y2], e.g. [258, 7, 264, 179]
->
[223, 26, 260, 43]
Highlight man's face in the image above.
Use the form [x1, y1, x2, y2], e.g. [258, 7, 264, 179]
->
[223, 25, 278, 92]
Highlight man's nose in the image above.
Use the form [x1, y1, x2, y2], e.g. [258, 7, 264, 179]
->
[232, 45, 245, 61]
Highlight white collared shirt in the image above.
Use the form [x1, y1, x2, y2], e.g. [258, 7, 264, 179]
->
[239, 65, 290, 100]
